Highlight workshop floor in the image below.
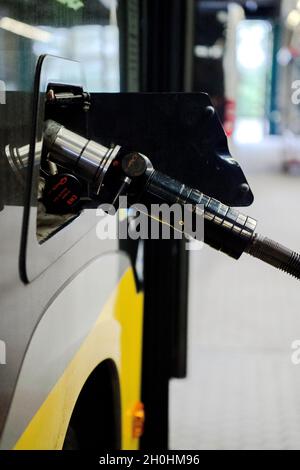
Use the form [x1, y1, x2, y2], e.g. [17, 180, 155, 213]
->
[170, 142, 300, 449]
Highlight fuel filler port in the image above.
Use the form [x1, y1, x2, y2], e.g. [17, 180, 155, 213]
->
[37, 85, 91, 243]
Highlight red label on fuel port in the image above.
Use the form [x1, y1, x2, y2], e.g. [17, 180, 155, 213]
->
[43, 173, 82, 214]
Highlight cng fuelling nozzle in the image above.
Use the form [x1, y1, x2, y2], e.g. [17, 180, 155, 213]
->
[43, 120, 300, 280]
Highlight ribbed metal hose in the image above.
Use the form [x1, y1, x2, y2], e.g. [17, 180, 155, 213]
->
[246, 234, 300, 280]
[147, 172, 300, 280]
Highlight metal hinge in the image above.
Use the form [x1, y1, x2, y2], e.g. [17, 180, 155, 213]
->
[46, 87, 91, 111]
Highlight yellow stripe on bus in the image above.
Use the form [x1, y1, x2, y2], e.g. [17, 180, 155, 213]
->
[14, 267, 143, 450]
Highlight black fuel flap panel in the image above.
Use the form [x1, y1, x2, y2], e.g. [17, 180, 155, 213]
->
[88, 92, 253, 207]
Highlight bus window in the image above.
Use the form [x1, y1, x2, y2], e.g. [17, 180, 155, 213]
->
[0, 0, 120, 93]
